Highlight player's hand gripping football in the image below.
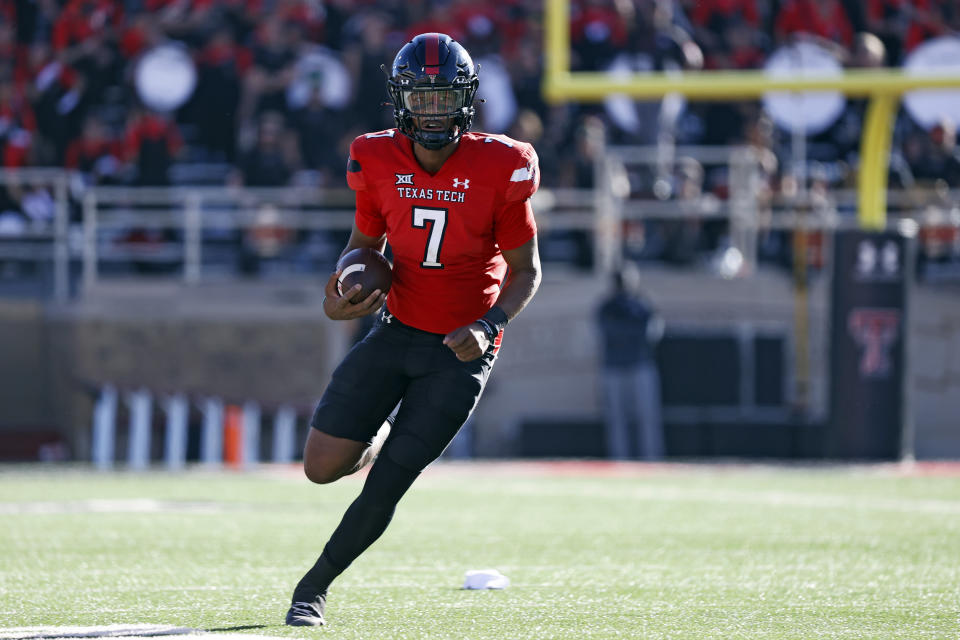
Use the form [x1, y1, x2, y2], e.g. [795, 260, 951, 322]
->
[443, 323, 491, 362]
[323, 271, 386, 320]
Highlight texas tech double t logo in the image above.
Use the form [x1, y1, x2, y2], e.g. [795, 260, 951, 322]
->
[847, 308, 900, 378]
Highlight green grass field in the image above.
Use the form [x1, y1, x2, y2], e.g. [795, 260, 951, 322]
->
[2, 462, 959, 639]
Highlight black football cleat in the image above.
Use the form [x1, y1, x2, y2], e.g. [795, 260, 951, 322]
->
[285, 590, 327, 627]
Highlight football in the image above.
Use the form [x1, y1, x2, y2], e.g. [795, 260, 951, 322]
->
[336, 248, 393, 303]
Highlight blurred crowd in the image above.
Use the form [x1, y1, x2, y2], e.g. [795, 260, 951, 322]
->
[0, 0, 959, 268]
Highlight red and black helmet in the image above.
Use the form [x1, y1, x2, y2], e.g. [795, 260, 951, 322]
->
[385, 33, 479, 150]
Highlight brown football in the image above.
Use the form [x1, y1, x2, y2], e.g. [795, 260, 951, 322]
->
[336, 248, 393, 303]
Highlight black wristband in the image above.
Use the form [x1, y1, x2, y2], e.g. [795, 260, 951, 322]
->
[475, 317, 498, 340]
[482, 306, 509, 333]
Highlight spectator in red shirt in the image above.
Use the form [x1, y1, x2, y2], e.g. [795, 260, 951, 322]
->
[450, 0, 506, 56]
[64, 115, 123, 183]
[866, 0, 949, 63]
[700, 15, 766, 70]
[726, 19, 766, 69]
[690, 0, 761, 28]
[146, 0, 231, 45]
[0, 80, 35, 167]
[405, 2, 463, 43]
[0, 22, 28, 90]
[51, 0, 123, 111]
[52, 0, 123, 53]
[275, 0, 327, 43]
[0, 0, 15, 25]
[118, 13, 164, 60]
[490, 0, 537, 60]
[687, 0, 764, 69]
[775, 0, 854, 48]
[571, 0, 629, 70]
[194, 27, 252, 161]
[123, 110, 183, 186]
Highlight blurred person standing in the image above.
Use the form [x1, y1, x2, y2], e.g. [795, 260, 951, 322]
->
[64, 114, 123, 183]
[51, 0, 123, 108]
[342, 12, 396, 132]
[688, 0, 763, 59]
[231, 111, 296, 187]
[123, 109, 182, 186]
[596, 262, 665, 460]
[662, 156, 706, 265]
[0, 79, 36, 167]
[908, 118, 960, 189]
[30, 49, 89, 163]
[229, 111, 298, 275]
[571, 0, 629, 71]
[602, 0, 702, 145]
[239, 16, 296, 124]
[193, 26, 252, 162]
[865, 0, 953, 63]
[288, 85, 348, 182]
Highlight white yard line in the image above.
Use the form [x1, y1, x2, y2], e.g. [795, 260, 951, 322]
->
[3, 470, 959, 519]
[0, 627, 289, 640]
[0, 625, 195, 639]
[0, 501, 226, 515]
[3, 484, 960, 517]
[42, 637, 287, 640]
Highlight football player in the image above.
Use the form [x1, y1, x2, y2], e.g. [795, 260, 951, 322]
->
[285, 32, 541, 626]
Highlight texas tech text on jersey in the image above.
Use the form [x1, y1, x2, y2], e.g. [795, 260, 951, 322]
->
[395, 186, 467, 203]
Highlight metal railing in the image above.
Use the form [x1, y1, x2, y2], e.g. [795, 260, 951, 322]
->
[80, 185, 356, 290]
[1, 155, 958, 300]
[0, 169, 71, 300]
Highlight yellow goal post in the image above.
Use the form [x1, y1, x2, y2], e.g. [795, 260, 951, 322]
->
[542, 0, 960, 229]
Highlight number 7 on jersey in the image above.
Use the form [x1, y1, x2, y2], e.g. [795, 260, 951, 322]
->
[412, 206, 447, 269]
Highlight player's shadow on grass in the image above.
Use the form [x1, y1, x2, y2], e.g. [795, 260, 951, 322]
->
[205, 625, 270, 632]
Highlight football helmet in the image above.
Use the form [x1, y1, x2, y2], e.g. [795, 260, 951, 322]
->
[385, 33, 479, 150]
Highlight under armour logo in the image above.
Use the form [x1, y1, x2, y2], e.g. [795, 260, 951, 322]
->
[381, 310, 394, 324]
[848, 308, 900, 378]
[856, 239, 901, 280]
[452, 178, 470, 189]
[395, 173, 414, 185]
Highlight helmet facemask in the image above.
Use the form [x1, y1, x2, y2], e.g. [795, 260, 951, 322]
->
[388, 79, 478, 150]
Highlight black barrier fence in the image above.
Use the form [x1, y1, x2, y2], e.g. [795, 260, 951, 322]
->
[828, 227, 915, 460]
[517, 328, 822, 459]
[520, 228, 919, 461]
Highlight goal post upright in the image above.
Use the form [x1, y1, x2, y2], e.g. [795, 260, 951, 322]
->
[541, 0, 960, 229]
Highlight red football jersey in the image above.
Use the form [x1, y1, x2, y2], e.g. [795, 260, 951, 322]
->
[346, 130, 539, 334]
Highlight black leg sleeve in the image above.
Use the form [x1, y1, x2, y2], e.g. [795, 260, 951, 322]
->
[296, 454, 420, 594]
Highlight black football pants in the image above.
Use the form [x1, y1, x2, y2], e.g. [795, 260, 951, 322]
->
[302, 310, 496, 588]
